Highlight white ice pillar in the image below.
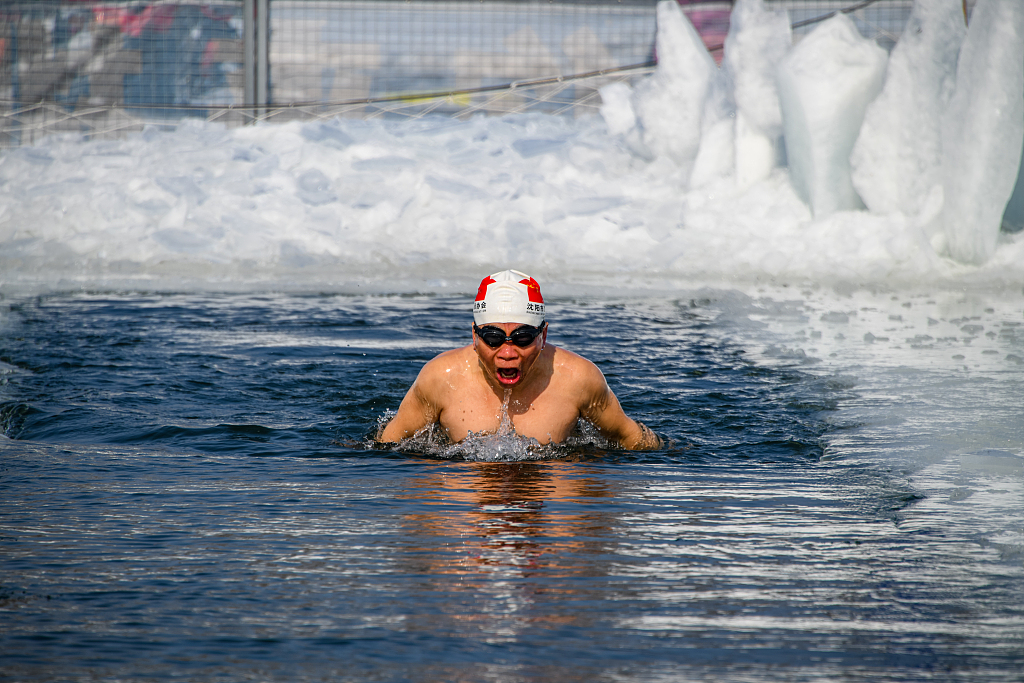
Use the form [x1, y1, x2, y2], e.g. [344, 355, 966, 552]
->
[939, 0, 1024, 264]
[632, 0, 718, 184]
[723, 0, 792, 190]
[850, 0, 966, 217]
[776, 14, 888, 217]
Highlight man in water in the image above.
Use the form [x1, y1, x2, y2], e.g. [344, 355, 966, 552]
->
[378, 270, 661, 450]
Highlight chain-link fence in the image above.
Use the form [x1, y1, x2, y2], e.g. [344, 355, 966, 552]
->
[0, 0, 958, 147]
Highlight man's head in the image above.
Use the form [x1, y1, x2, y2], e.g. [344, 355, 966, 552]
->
[473, 270, 544, 327]
[471, 270, 548, 387]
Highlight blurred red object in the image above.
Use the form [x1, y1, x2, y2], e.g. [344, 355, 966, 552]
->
[653, 1, 733, 64]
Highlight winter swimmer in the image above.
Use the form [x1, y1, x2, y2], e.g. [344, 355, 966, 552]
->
[377, 270, 661, 450]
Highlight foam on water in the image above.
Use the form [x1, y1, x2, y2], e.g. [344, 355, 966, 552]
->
[374, 395, 619, 463]
[444, 389, 547, 463]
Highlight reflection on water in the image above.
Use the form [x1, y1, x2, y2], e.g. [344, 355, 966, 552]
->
[403, 462, 617, 569]
[399, 463, 620, 642]
[1, 444, 1022, 681]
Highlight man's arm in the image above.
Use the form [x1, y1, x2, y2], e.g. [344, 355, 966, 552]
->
[377, 370, 439, 443]
[580, 364, 661, 451]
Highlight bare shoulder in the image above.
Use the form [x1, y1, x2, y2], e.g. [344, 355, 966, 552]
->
[549, 345, 658, 450]
[419, 344, 473, 375]
[551, 345, 604, 374]
[549, 345, 609, 396]
[377, 345, 475, 443]
[411, 345, 475, 393]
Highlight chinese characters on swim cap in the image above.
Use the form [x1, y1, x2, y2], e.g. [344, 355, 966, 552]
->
[473, 270, 545, 326]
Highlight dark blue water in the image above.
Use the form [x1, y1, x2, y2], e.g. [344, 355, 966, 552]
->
[1, 292, 1021, 681]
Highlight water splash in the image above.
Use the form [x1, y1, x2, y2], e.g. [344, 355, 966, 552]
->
[496, 389, 514, 436]
[443, 389, 539, 461]
[442, 420, 617, 462]
[372, 391, 618, 462]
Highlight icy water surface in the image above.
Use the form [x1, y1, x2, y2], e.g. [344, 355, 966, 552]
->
[1, 289, 1022, 682]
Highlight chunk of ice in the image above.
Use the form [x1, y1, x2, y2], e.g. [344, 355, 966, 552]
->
[851, 0, 965, 217]
[1003, 132, 1024, 233]
[511, 138, 567, 159]
[776, 14, 888, 216]
[938, 0, 1024, 263]
[633, 0, 719, 182]
[599, 82, 637, 136]
[723, 0, 792, 188]
[301, 121, 354, 149]
[296, 169, 337, 206]
[425, 175, 488, 200]
[352, 156, 417, 171]
[155, 176, 209, 206]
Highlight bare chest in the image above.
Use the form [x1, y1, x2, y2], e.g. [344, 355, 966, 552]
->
[438, 385, 581, 444]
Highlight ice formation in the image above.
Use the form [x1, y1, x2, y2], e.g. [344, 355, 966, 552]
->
[597, 82, 636, 137]
[1004, 150, 1024, 233]
[936, 0, 1024, 264]
[4, 0, 1024, 291]
[722, 0, 792, 189]
[776, 14, 888, 217]
[631, 0, 721, 182]
[850, 0, 965, 217]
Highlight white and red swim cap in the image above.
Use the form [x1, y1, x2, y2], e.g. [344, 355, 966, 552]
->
[473, 270, 545, 326]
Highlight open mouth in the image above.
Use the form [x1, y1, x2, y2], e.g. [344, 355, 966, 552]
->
[496, 367, 521, 383]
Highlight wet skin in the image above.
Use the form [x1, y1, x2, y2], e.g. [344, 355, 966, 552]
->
[378, 321, 661, 450]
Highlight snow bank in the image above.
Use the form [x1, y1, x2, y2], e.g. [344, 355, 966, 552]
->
[3, 0, 1024, 293]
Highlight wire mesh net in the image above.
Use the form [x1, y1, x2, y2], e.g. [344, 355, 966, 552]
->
[0, 0, 967, 147]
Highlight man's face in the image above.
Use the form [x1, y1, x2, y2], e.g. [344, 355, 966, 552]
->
[472, 322, 548, 388]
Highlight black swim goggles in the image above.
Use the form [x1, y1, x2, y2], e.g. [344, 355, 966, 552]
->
[473, 322, 546, 349]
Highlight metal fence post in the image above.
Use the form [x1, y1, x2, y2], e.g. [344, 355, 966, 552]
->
[244, 0, 255, 122]
[243, 0, 269, 124]
[10, 17, 21, 145]
[256, 0, 269, 120]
